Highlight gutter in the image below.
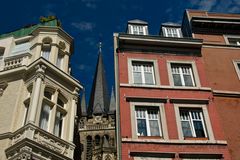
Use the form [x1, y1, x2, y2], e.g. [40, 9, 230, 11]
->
[113, 33, 121, 160]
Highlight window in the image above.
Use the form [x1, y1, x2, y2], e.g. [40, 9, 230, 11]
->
[41, 46, 51, 60]
[56, 53, 64, 69]
[129, 25, 147, 35]
[162, 27, 182, 38]
[39, 102, 51, 131]
[53, 111, 64, 137]
[135, 107, 161, 136]
[171, 63, 195, 87]
[227, 38, 240, 45]
[39, 88, 67, 137]
[179, 108, 207, 138]
[132, 62, 155, 85]
[233, 61, 240, 80]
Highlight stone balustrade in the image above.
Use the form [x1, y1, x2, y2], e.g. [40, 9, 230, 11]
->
[6, 123, 75, 160]
[3, 54, 30, 70]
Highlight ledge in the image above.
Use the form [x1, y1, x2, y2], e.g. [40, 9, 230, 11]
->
[121, 138, 227, 145]
[213, 90, 240, 97]
[120, 83, 212, 91]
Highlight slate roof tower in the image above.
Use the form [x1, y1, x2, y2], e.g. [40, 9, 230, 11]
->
[78, 42, 116, 160]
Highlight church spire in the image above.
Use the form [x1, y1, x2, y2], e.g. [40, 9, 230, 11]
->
[80, 90, 87, 116]
[88, 42, 109, 115]
[109, 86, 116, 114]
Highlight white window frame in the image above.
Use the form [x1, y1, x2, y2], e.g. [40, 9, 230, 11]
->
[179, 109, 207, 138]
[167, 60, 201, 88]
[174, 104, 214, 141]
[128, 58, 160, 86]
[135, 107, 161, 137]
[128, 24, 148, 35]
[224, 35, 240, 46]
[130, 102, 168, 139]
[162, 27, 182, 38]
[233, 60, 240, 80]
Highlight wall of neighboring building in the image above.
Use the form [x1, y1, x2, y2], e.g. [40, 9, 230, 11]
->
[187, 10, 240, 160]
[117, 49, 229, 159]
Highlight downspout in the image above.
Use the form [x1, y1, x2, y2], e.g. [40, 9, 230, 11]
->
[113, 33, 121, 160]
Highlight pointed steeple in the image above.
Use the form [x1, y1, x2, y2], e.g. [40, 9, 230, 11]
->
[88, 42, 109, 115]
[108, 86, 116, 114]
[80, 91, 87, 116]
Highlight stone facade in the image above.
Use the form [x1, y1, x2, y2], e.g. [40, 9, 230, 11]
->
[0, 18, 82, 160]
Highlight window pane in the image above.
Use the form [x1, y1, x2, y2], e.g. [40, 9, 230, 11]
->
[133, 72, 142, 84]
[183, 75, 194, 86]
[41, 47, 51, 60]
[173, 74, 182, 86]
[181, 121, 193, 137]
[39, 103, 50, 131]
[54, 111, 63, 137]
[57, 98, 64, 107]
[144, 72, 154, 84]
[56, 54, 64, 68]
[44, 91, 52, 100]
[137, 119, 147, 136]
[193, 121, 205, 137]
[149, 120, 160, 136]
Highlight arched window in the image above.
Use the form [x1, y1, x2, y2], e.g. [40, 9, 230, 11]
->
[95, 135, 100, 146]
[41, 37, 52, 60]
[86, 136, 93, 160]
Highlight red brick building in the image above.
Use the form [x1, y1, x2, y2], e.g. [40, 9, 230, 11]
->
[114, 17, 231, 159]
[184, 10, 240, 160]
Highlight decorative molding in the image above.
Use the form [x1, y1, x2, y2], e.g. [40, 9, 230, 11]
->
[59, 41, 66, 50]
[213, 89, 240, 98]
[34, 64, 46, 81]
[0, 81, 8, 96]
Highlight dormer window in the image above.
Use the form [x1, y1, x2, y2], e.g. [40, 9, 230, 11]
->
[162, 27, 182, 38]
[127, 19, 148, 35]
[227, 38, 240, 46]
[128, 25, 147, 35]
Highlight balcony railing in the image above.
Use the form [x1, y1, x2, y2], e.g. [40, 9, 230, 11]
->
[79, 123, 115, 131]
[6, 123, 75, 160]
[2, 53, 30, 70]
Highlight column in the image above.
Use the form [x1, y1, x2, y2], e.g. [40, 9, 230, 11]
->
[68, 87, 79, 142]
[28, 64, 46, 123]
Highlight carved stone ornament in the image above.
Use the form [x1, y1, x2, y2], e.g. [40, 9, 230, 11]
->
[42, 37, 52, 44]
[59, 41, 66, 50]
[0, 81, 8, 96]
[35, 64, 47, 81]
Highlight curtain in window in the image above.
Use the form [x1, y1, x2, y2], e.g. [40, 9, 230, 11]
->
[39, 103, 50, 130]
[54, 111, 63, 137]
[41, 47, 51, 60]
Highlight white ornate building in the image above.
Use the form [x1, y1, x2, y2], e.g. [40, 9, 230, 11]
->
[0, 18, 82, 160]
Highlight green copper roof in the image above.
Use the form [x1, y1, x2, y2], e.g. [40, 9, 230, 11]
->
[0, 19, 59, 39]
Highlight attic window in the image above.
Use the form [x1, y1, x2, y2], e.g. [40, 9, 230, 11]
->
[227, 38, 240, 46]
[129, 25, 148, 35]
[162, 27, 182, 38]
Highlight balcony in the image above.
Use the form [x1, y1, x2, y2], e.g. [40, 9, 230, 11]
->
[5, 123, 75, 160]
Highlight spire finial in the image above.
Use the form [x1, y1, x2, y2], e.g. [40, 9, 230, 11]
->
[98, 42, 102, 54]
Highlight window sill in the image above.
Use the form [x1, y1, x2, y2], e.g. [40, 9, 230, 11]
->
[184, 137, 208, 140]
[120, 83, 211, 91]
[138, 136, 163, 139]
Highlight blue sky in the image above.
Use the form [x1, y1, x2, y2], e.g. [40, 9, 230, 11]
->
[1, 0, 240, 102]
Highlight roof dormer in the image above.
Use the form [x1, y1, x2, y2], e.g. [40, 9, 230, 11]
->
[161, 22, 182, 38]
[127, 19, 148, 35]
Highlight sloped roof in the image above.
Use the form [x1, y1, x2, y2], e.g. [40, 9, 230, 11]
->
[88, 50, 109, 115]
[108, 87, 116, 114]
[128, 19, 148, 25]
[0, 19, 59, 39]
[161, 22, 181, 27]
[80, 91, 88, 116]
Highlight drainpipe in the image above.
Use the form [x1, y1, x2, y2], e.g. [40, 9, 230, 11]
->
[113, 33, 121, 160]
